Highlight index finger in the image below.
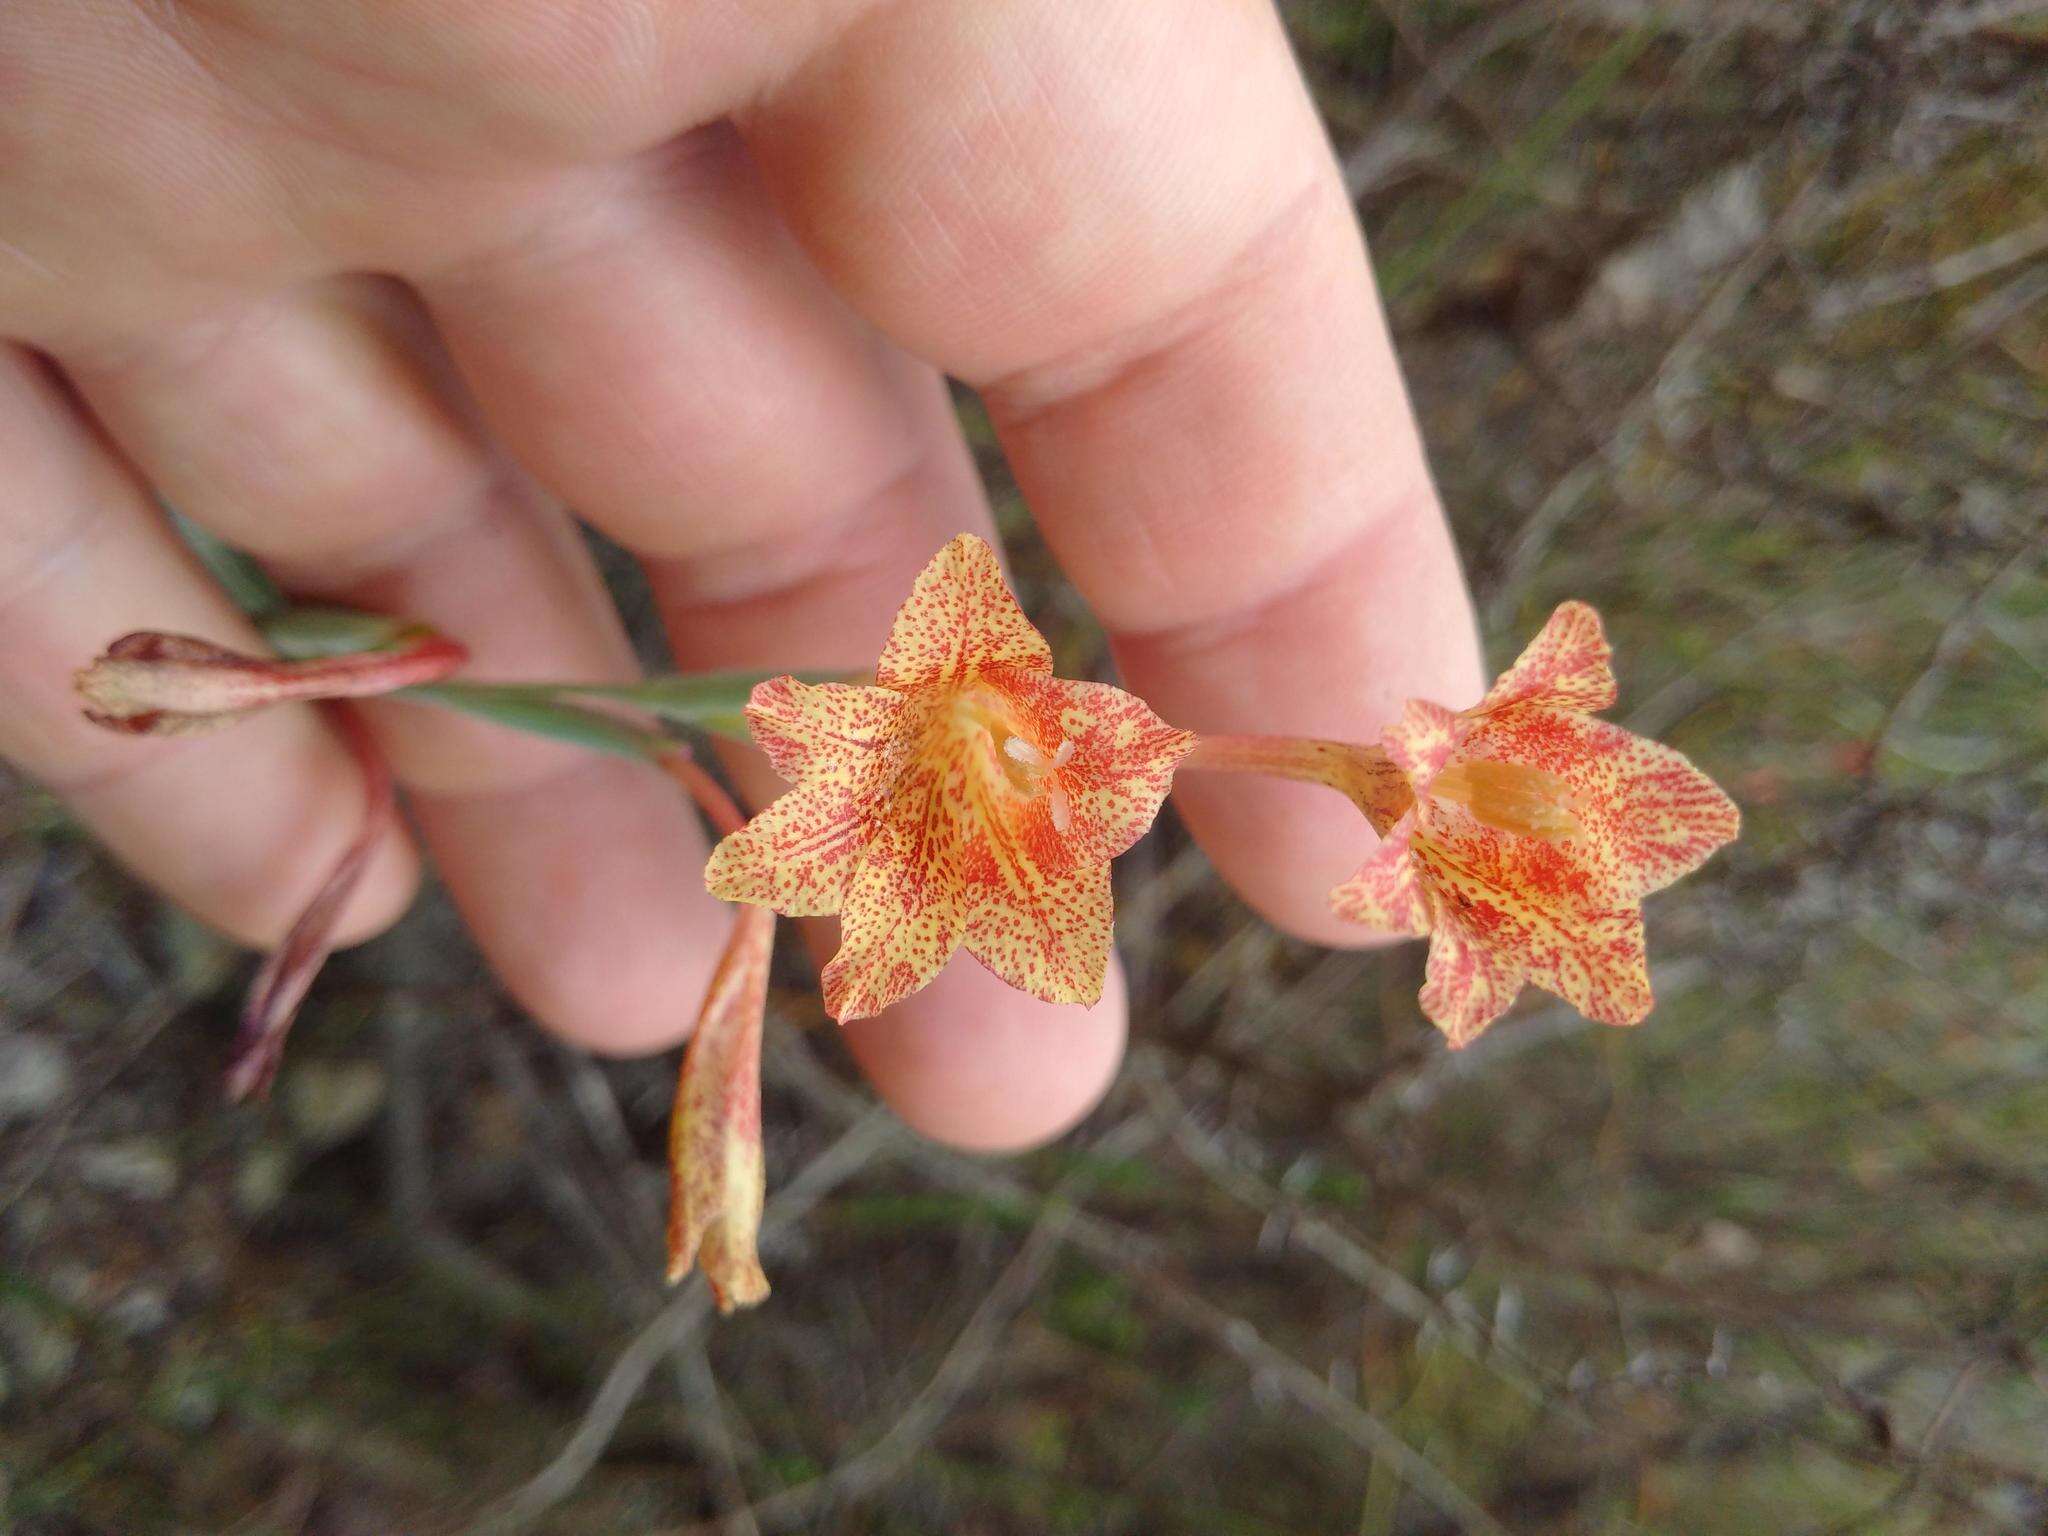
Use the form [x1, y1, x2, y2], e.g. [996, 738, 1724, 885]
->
[743, 0, 1485, 942]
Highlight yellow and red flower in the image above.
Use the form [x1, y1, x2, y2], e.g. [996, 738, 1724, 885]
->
[1327, 602, 1739, 1045]
[706, 534, 1195, 1022]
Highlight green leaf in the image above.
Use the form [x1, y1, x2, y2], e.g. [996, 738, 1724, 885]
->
[255, 601, 850, 745]
[173, 512, 285, 619]
[404, 684, 667, 761]
[261, 608, 422, 660]
[554, 670, 847, 737]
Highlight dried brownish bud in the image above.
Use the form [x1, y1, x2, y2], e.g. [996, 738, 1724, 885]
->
[77, 629, 466, 735]
[666, 905, 775, 1311]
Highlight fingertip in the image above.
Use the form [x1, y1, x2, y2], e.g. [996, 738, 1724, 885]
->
[58, 707, 424, 955]
[1289, 910, 1407, 954]
[841, 949, 1129, 1154]
[1119, 515, 1485, 959]
[410, 752, 732, 1058]
[1165, 773, 1401, 950]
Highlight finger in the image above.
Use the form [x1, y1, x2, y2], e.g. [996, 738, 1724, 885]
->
[0, 343, 417, 946]
[59, 283, 732, 1054]
[415, 137, 1126, 1149]
[744, 0, 1487, 945]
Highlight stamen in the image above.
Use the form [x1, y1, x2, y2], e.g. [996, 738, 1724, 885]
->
[999, 730, 1076, 832]
[1429, 758, 1584, 842]
[1048, 780, 1073, 834]
[1004, 735, 1050, 769]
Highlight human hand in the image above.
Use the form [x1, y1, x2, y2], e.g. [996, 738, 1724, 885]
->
[0, 0, 1483, 1150]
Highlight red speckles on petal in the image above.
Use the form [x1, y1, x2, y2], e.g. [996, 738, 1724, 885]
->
[1382, 698, 1461, 787]
[704, 782, 873, 916]
[1523, 905, 1653, 1028]
[1420, 921, 1526, 1048]
[1308, 599, 1738, 1046]
[709, 678, 914, 913]
[984, 669, 1196, 873]
[1329, 815, 1432, 936]
[953, 706, 1122, 1006]
[1460, 708, 1740, 902]
[875, 534, 1053, 693]
[1402, 800, 1652, 1043]
[820, 855, 968, 1022]
[745, 677, 906, 785]
[1474, 601, 1617, 716]
[966, 861, 1113, 1004]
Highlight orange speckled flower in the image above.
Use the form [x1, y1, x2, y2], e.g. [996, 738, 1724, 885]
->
[706, 534, 1195, 1022]
[1329, 602, 1739, 1046]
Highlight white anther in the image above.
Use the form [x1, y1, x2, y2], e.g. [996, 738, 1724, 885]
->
[1048, 780, 1073, 834]
[1003, 735, 1050, 769]
[1050, 739, 1075, 768]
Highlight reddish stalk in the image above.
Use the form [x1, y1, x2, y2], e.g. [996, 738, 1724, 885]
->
[225, 707, 397, 1102]
[658, 749, 749, 838]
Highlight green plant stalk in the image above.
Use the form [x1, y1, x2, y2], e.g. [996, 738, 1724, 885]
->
[255, 604, 846, 753]
[404, 683, 672, 761]
[173, 509, 287, 619]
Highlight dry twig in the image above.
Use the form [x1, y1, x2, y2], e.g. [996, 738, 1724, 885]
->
[770, 1045, 1514, 1536]
[467, 1107, 896, 1534]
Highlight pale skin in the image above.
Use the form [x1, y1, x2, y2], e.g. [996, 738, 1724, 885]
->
[0, 0, 1484, 1151]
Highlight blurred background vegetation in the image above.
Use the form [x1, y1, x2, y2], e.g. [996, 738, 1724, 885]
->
[4, 2, 2047, 1531]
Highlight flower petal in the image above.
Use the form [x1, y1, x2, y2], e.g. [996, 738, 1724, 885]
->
[744, 677, 906, 786]
[1522, 904, 1653, 1027]
[985, 670, 1196, 871]
[820, 848, 968, 1023]
[966, 860, 1113, 1005]
[1461, 708, 1740, 900]
[950, 695, 1140, 1006]
[875, 534, 1053, 693]
[705, 782, 877, 916]
[666, 905, 773, 1311]
[1328, 815, 1433, 936]
[1409, 806, 1652, 1035]
[713, 681, 919, 916]
[1382, 698, 1461, 787]
[1474, 601, 1616, 716]
[1420, 921, 1527, 1047]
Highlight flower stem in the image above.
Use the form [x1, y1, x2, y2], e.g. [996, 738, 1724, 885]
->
[1181, 733, 1413, 836]
[404, 682, 672, 761]
[659, 750, 749, 839]
[260, 602, 844, 742]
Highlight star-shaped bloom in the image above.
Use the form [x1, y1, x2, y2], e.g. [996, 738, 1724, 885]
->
[1330, 602, 1739, 1046]
[706, 534, 1195, 1022]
